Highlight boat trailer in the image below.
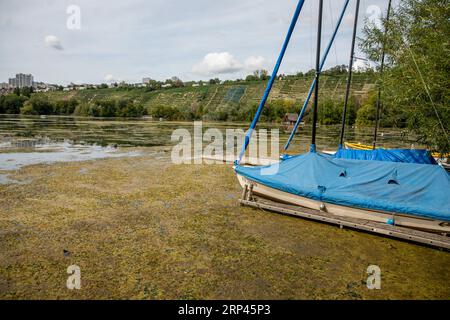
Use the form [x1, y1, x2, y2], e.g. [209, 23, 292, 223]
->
[239, 183, 450, 251]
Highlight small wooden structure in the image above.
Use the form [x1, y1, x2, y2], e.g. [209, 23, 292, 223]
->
[282, 113, 299, 125]
[282, 113, 303, 131]
[239, 183, 450, 250]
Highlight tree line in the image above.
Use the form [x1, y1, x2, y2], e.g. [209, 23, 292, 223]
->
[0, 94, 147, 118]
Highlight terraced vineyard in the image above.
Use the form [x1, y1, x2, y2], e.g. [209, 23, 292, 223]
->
[44, 74, 374, 118]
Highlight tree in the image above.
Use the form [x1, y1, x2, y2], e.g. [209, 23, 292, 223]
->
[150, 105, 181, 120]
[21, 86, 34, 97]
[22, 95, 54, 115]
[323, 65, 348, 75]
[169, 76, 184, 88]
[360, 0, 450, 153]
[1, 94, 27, 114]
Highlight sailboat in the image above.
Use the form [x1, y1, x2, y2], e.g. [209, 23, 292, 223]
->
[234, 0, 450, 235]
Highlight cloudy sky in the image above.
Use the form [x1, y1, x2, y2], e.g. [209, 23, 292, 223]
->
[0, 0, 391, 85]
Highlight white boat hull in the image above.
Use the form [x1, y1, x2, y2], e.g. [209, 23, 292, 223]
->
[236, 173, 450, 234]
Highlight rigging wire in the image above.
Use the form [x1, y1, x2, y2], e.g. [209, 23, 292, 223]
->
[310, 1, 314, 70]
[406, 45, 450, 146]
[328, 0, 339, 67]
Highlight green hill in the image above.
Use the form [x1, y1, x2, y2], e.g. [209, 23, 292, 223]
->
[1, 73, 375, 124]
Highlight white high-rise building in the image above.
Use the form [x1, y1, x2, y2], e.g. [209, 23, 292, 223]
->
[8, 78, 16, 87]
[8, 73, 34, 88]
[16, 73, 34, 88]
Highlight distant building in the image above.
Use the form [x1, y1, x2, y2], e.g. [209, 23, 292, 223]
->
[142, 77, 151, 84]
[0, 82, 10, 89]
[283, 113, 298, 125]
[8, 78, 16, 87]
[8, 73, 34, 88]
[282, 113, 304, 131]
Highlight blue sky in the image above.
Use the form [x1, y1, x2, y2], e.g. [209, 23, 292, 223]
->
[0, 0, 391, 85]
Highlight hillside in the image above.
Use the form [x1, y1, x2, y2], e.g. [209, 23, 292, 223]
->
[42, 73, 374, 121]
[0, 73, 375, 124]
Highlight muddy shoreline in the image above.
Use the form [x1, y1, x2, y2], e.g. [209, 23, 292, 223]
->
[0, 152, 449, 299]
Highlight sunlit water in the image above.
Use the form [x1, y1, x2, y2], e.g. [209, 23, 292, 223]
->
[0, 140, 142, 171]
[0, 114, 422, 177]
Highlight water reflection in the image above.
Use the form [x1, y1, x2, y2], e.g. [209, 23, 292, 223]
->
[0, 114, 416, 151]
[0, 115, 420, 171]
[0, 139, 141, 171]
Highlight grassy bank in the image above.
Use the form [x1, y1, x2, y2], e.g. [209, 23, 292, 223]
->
[0, 151, 449, 299]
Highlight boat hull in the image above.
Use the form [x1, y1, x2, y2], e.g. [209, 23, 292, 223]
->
[236, 173, 450, 234]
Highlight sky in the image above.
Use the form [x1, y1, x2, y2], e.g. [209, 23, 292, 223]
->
[0, 0, 391, 85]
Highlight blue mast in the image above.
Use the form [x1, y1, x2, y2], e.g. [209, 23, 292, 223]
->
[237, 0, 306, 164]
[284, 0, 350, 151]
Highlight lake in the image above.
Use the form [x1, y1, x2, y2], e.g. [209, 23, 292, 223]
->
[0, 114, 420, 172]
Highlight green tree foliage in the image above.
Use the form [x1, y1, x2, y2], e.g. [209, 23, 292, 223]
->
[20, 86, 34, 97]
[20, 95, 53, 115]
[0, 94, 27, 114]
[360, 0, 450, 153]
[209, 78, 220, 85]
[0, 93, 145, 118]
[322, 65, 348, 76]
[245, 69, 270, 82]
[356, 92, 378, 126]
[150, 105, 181, 120]
[53, 98, 78, 115]
[115, 99, 146, 117]
[318, 99, 343, 125]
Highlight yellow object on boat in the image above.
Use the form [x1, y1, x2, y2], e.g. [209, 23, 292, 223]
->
[344, 142, 373, 150]
[344, 142, 448, 158]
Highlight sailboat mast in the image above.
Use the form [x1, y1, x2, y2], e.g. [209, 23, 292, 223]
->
[311, 0, 323, 152]
[339, 0, 360, 147]
[372, 0, 392, 149]
[236, 0, 306, 163]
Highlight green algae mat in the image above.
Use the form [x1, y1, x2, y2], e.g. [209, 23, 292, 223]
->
[0, 155, 449, 299]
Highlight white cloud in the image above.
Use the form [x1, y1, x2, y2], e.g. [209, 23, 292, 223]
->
[104, 74, 119, 82]
[192, 52, 269, 77]
[2, 0, 389, 84]
[44, 35, 63, 50]
[244, 56, 267, 71]
[192, 52, 242, 76]
[353, 59, 372, 72]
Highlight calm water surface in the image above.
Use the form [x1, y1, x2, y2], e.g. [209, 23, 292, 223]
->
[0, 114, 419, 148]
[0, 114, 421, 172]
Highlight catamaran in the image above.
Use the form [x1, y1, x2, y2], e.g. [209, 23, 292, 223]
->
[234, 0, 450, 235]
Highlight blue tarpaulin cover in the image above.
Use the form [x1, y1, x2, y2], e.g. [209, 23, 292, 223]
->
[334, 148, 437, 164]
[235, 152, 450, 221]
